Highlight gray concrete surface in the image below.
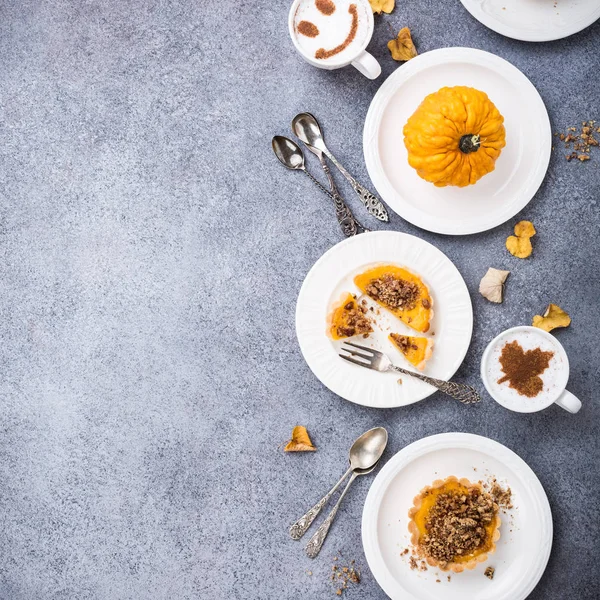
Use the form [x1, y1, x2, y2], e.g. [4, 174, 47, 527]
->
[1, 0, 599, 598]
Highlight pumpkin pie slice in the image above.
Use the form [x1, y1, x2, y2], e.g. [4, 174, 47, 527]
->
[408, 476, 501, 573]
[354, 265, 433, 333]
[389, 333, 433, 371]
[326, 292, 373, 340]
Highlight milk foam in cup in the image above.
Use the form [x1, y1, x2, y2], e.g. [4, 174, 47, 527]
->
[288, 0, 381, 79]
[480, 326, 582, 414]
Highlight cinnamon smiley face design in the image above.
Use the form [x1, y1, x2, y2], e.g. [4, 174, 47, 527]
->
[293, 0, 370, 63]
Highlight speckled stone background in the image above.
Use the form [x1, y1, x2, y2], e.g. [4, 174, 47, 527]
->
[0, 0, 599, 598]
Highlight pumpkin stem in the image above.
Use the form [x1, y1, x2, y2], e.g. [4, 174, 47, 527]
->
[459, 134, 481, 154]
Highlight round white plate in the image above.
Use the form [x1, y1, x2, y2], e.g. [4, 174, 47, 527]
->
[362, 433, 553, 600]
[363, 48, 551, 235]
[459, 0, 600, 42]
[295, 231, 473, 408]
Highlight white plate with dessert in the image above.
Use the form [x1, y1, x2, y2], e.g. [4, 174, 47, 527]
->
[295, 231, 473, 408]
[363, 48, 551, 235]
[362, 433, 553, 600]
[458, 0, 600, 42]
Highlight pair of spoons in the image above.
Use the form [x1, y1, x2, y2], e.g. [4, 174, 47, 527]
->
[290, 426, 388, 558]
[273, 113, 389, 237]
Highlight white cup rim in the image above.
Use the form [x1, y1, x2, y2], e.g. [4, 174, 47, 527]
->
[480, 325, 570, 413]
[288, 0, 374, 69]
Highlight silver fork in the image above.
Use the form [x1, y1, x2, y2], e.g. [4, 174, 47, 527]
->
[340, 342, 480, 404]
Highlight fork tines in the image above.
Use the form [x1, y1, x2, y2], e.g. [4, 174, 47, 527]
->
[339, 341, 381, 371]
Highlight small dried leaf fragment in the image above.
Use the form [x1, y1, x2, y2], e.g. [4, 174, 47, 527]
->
[513, 221, 536, 238]
[532, 304, 571, 332]
[284, 426, 316, 452]
[479, 267, 510, 303]
[369, 0, 395, 14]
[388, 27, 418, 61]
[506, 220, 536, 258]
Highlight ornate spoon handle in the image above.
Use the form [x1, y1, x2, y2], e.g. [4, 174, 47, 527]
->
[318, 155, 369, 237]
[306, 472, 357, 559]
[390, 365, 480, 404]
[289, 466, 352, 540]
[322, 148, 389, 222]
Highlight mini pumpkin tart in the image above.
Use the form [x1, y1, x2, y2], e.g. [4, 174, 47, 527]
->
[403, 86, 506, 187]
[389, 333, 433, 371]
[354, 265, 433, 333]
[326, 292, 374, 340]
[408, 476, 501, 572]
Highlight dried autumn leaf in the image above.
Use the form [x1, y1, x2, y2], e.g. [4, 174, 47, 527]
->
[479, 267, 510, 303]
[369, 0, 395, 14]
[506, 235, 532, 258]
[506, 220, 536, 258]
[514, 221, 536, 238]
[532, 304, 571, 332]
[388, 27, 418, 62]
[284, 426, 316, 452]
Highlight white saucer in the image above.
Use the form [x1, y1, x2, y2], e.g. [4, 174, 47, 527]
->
[363, 48, 551, 235]
[458, 0, 600, 42]
[362, 433, 553, 600]
[295, 231, 472, 408]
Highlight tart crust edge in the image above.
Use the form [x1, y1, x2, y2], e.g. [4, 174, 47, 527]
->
[407, 475, 502, 573]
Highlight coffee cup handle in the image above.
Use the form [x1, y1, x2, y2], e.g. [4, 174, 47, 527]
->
[554, 389, 582, 414]
[351, 50, 381, 80]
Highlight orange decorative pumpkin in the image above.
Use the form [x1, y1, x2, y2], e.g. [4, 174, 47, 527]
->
[403, 86, 506, 187]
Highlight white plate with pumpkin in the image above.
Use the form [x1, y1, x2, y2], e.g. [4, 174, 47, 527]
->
[458, 0, 600, 42]
[295, 231, 473, 408]
[363, 47, 551, 235]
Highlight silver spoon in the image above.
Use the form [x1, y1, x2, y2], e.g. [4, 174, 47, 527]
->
[272, 136, 363, 237]
[291, 113, 389, 222]
[289, 427, 388, 553]
[291, 116, 369, 236]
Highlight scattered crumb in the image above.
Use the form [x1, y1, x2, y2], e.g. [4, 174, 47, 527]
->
[419, 560, 428, 572]
[556, 120, 598, 162]
[409, 556, 418, 570]
[484, 566, 495, 580]
[401, 548, 409, 556]
[331, 556, 360, 595]
[397, 378, 403, 385]
[436, 579, 441, 583]
[490, 479, 513, 510]
[307, 570, 312, 576]
[447, 575, 451, 582]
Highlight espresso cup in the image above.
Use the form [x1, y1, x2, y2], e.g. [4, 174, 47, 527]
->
[288, 0, 381, 79]
[480, 326, 582, 414]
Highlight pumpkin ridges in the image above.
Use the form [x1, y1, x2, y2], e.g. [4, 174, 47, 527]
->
[403, 85, 506, 187]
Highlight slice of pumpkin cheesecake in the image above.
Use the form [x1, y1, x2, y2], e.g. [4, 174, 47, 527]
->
[326, 292, 374, 340]
[389, 333, 434, 371]
[354, 265, 433, 333]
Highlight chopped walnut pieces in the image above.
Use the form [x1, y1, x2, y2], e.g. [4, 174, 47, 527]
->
[365, 274, 420, 310]
[556, 120, 599, 161]
[420, 487, 497, 566]
[484, 566, 495, 580]
[489, 479, 513, 510]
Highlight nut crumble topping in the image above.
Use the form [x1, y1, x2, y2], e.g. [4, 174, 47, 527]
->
[420, 487, 497, 568]
[390, 333, 419, 353]
[365, 274, 420, 310]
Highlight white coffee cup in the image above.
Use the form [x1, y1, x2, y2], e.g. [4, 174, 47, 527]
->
[288, 0, 381, 79]
[481, 326, 582, 414]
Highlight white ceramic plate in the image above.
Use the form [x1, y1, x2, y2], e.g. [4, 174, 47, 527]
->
[295, 231, 473, 408]
[363, 48, 551, 235]
[362, 433, 553, 600]
[459, 0, 600, 42]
